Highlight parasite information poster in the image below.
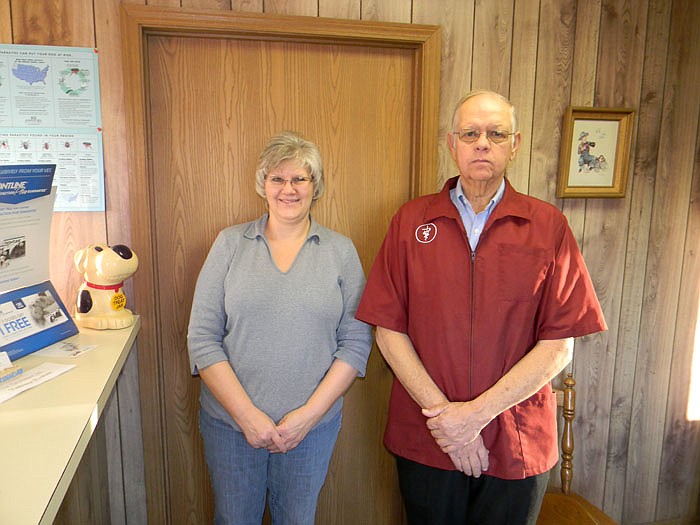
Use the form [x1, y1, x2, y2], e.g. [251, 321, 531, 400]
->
[0, 44, 104, 211]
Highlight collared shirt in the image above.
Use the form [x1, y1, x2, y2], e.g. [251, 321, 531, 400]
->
[356, 177, 607, 479]
[188, 214, 372, 431]
[450, 178, 505, 251]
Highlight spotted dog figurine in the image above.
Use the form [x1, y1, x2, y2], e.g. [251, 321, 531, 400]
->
[74, 243, 139, 329]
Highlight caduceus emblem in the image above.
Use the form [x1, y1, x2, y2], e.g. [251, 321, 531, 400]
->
[415, 223, 437, 244]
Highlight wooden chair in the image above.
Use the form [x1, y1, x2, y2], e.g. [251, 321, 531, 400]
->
[537, 373, 617, 525]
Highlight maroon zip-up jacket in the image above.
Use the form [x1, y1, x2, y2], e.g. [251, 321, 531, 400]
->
[357, 176, 606, 479]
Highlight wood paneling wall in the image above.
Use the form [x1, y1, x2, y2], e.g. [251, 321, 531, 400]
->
[2, 0, 698, 523]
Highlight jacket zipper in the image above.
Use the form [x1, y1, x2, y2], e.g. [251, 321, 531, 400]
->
[469, 246, 476, 400]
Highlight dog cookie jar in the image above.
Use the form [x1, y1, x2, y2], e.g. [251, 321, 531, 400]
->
[73, 243, 139, 330]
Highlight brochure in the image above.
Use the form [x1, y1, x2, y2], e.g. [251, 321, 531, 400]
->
[0, 280, 77, 361]
[0, 163, 78, 360]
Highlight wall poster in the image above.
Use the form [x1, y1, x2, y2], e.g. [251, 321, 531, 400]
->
[0, 43, 104, 211]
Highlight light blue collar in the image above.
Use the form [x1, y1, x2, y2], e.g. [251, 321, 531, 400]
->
[454, 178, 505, 215]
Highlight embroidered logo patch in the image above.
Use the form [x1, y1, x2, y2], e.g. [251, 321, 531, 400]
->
[415, 223, 437, 244]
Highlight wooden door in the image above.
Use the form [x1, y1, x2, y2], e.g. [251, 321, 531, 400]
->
[122, 6, 440, 524]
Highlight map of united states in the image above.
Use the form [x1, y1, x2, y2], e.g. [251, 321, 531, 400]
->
[12, 63, 49, 85]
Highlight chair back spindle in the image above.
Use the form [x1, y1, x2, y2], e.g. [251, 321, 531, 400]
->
[561, 373, 576, 496]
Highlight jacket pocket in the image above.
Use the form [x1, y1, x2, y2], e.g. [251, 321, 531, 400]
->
[497, 243, 550, 302]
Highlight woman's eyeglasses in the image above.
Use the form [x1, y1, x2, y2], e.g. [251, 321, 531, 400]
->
[265, 176, 312, 187]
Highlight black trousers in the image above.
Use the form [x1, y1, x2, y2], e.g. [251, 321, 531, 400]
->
[396, 456, 550, 525]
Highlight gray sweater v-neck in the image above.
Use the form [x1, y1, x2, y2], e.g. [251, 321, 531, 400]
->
[188, 215, 372, 430]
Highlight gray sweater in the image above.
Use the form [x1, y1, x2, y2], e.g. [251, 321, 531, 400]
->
[187, 214, 373, 431]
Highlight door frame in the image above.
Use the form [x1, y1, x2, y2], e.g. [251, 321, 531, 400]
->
[120, 5, 440, 522]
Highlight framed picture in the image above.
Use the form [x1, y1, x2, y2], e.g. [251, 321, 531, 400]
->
[557, 106, 635, 198]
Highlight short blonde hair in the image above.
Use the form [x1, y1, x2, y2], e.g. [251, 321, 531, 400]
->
[255, 131, 324, 202]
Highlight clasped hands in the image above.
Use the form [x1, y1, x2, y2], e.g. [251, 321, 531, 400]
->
[238, 398, 491, 476]
[422, 401, 490, 477]
[240, 404, 317, 454]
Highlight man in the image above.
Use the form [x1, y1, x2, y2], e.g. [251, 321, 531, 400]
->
[356, 90, 607, 524]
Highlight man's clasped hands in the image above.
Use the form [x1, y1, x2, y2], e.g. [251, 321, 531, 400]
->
[423, 400, 491, 477]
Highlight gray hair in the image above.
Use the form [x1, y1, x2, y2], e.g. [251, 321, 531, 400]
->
[451, 90, 518, 143]
[255, 131, 324, 202]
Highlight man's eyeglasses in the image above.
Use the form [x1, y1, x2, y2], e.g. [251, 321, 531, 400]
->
[266, 176, 312, 187]
[455, 129, 515, 144]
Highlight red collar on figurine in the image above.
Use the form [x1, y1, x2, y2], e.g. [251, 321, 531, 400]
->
[86, 281, 123, 292]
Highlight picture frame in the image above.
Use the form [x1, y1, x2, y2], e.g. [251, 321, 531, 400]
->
[557, 106, 635, 198]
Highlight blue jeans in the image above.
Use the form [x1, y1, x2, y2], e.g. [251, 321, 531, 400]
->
[199, 407, 341, 525]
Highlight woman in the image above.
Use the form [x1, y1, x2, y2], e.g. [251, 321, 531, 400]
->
[188, 131, 372, 525]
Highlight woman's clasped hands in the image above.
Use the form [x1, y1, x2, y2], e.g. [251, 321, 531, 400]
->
[239, 404, 318, 454]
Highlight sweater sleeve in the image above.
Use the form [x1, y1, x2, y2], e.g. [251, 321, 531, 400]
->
[187, 229, 236, 374]
[333, 240, 373, 377]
